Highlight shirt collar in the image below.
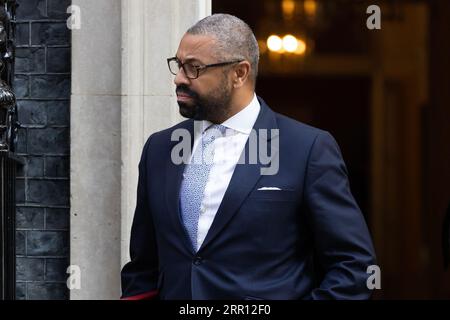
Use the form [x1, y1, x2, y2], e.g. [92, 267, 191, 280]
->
[201, 93, 260, 135]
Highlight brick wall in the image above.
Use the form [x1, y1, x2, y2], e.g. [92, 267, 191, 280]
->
[14, 0, 71, 300]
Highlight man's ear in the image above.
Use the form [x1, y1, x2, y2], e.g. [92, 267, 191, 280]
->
[233, 61, 251, 88]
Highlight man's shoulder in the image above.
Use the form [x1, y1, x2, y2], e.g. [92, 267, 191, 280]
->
[273, 111, 327, 143]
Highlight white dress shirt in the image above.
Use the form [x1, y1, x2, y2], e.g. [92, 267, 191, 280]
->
[187, 94, 260, 251]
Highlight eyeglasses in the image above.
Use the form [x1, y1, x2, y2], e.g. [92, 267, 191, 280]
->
[167, 57, 244, 79]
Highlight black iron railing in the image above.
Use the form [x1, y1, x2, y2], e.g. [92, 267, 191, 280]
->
[0, 0, 18, 300]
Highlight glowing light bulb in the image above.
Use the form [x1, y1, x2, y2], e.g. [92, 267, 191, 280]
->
[267, 35, 283, 52]
[304, 0, 317, 17]
[282, 35, 298, 53]
[282, 0, 296, 17]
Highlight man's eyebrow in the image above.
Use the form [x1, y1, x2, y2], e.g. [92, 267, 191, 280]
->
[176, 55, 204, 65]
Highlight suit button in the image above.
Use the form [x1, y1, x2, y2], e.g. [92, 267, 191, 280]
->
[193, 257, 203, 265]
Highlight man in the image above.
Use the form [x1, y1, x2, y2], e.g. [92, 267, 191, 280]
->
[121, 14, 376, 300]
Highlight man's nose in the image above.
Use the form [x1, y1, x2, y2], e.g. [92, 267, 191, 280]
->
[174, 67, 190, 86]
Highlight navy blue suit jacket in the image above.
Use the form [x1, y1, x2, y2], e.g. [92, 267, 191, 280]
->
[121, 96, 376, 300]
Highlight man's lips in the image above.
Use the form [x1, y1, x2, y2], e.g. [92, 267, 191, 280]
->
[177, 94, 193, 102]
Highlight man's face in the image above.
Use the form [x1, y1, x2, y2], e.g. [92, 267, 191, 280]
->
[174, 33, 234, 123]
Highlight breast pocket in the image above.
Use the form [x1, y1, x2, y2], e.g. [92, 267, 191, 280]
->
[247, 189, 298, 202]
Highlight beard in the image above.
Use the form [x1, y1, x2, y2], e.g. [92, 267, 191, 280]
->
[176, 77, 233, 123]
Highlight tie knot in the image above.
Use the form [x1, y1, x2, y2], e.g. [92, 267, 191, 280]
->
[204, 124, 226, 141]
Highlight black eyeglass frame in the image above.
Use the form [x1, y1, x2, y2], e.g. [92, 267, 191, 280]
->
[167, 56, 244, 79]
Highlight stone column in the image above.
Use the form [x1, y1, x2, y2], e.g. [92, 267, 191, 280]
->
[71, 0, 211, 300]
[120, 0, 211, 269]
[70, 0, 122, 300]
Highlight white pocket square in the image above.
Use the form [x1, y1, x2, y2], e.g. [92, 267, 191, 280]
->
[257, 187, 282, 191]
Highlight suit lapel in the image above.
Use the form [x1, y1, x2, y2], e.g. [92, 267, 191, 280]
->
[165, 120, 197, 254]
[198, 97, 278, 252]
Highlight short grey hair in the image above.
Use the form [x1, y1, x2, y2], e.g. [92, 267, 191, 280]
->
[187, 13, 259, 85]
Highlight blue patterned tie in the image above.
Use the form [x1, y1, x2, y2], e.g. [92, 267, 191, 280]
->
[180, 124, 226, 251]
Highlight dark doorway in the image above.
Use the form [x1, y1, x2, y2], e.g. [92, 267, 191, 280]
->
[256, 76, 371, 217]
[213, 0, 450, 298]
